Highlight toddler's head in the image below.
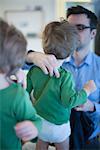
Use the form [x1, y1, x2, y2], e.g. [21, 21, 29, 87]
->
[42, 20, 80, 59]
[0, 19, 27, 77]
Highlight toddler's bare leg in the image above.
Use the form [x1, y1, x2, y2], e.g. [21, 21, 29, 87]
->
[54, 137, 69, 150]
[36, 139, 49, 150]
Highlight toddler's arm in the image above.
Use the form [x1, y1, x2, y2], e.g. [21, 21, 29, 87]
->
[75, 80, 97, 112]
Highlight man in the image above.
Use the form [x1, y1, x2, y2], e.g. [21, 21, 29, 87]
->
[16, 5, 100, 150]
[64, 5, 100, 149]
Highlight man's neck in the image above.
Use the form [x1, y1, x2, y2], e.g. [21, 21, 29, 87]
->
[73, 48, 90, 66]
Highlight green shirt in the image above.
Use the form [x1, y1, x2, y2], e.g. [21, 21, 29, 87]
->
[0, 83, 41, 150]
[27, 66, 87, 125]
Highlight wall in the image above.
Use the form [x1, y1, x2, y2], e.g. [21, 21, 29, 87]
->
[0, 0, 56, 51]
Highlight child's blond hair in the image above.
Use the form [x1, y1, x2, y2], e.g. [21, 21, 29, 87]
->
[0, 18, 27, 77]
[42, 20, 80, 59]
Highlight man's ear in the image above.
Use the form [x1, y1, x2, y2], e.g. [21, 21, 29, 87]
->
[91, 29, 97, 39]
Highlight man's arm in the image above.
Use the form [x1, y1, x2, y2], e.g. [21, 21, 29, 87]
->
[26, 51, 60, 78]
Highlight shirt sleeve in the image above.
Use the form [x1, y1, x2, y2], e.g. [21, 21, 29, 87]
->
[25, 50, 34, 65]
[26, 70, 33, 94]
[13, 90, 42, 133]
[22, 50, 35, 70]
[61, 72, 87, 108]
[88, 78, 100, 115]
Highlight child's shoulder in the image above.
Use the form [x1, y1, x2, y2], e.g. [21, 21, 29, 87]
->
[58, 67, 73, 83]
[59, 66, 72, 76]
[28, 66, 43, 74]
[12, 83, 29, 102]
[12, 83, 27, 96]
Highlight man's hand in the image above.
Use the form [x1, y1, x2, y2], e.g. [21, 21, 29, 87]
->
[26, 52, 60, 78]
[14, 121, 38, 142]
[10, 69, 26, 89]
[16, 69, 27, 89]
[75, 99, 95, 112]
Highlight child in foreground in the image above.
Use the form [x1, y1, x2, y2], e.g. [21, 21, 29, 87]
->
[0, 19, 41, 150]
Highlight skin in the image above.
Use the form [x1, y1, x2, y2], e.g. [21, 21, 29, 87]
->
[26, 52, 60, 78]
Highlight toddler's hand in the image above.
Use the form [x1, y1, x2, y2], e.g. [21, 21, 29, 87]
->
[14, 121, 38, 142]
[75, 99, 95, 112]
[83, 80, 97, 96]
[16, 69, 26, 89]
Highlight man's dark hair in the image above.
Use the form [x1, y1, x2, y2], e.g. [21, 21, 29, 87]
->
[66, 5, 98, 29]
[0, 18, 27, 77]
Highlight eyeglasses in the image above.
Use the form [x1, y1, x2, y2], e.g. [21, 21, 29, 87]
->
[75, 24, 92, 31]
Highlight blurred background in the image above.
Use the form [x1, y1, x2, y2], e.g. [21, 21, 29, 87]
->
[0, 0, 100, 55]
[0, 1, 99, 149]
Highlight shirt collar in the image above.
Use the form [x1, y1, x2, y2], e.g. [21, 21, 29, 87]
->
[84, 52, 92, 65]
[64, 51, 92, 66]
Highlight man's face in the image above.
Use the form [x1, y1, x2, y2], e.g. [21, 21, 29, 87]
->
[67, 14, 96, 51]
